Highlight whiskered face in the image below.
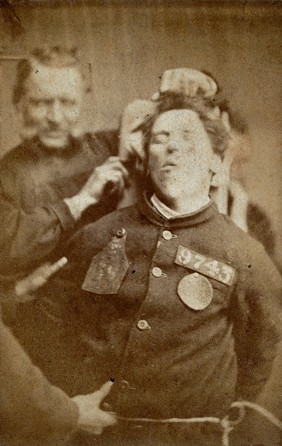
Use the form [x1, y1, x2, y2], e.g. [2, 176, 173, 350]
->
[18, 64, 84, 149]
[148, 109, 218, 203]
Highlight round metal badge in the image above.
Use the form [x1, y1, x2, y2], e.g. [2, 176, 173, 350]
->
[177, 273, 213, 310]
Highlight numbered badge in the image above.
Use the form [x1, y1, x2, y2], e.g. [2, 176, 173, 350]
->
[175, 245, 236, 286]
[177, 273, 213, 310]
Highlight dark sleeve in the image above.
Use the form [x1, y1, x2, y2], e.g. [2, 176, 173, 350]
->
[0, 311, 78, 446]
[92, 129, 120, 156]
[0, 131, 119, 277]
[12, 225, 108, 396]
[0, 179, 76, 277]
[247, 202, 276, 259]
[232, 243, 282, 401]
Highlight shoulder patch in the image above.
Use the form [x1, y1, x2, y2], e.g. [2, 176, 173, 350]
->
[82, 228, 130, 294]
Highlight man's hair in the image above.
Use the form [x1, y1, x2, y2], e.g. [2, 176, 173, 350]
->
[13, 45, 81, 105]
[198, 69, 249, 135]
[216, 98, 249, 135]
[142, 92, 229, 158]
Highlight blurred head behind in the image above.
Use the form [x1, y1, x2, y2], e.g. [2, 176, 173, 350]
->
[142, 91, 229, 211]
[13, 45, 84, 149]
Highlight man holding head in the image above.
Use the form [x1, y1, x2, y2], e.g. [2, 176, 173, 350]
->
[0, 50, 218, 295]
[32, 91, 281, 445]
[0, 45, 127, 279]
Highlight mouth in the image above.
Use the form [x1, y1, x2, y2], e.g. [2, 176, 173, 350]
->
[43, 130, 66, 138]
[161, 161, 178, 170]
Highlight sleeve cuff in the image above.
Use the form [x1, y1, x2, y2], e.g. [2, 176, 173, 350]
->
[49, 200, 76, 231]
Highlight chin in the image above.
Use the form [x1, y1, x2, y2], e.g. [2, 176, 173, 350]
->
[153, 183, 179, 205]
[160, 179, 183, 198]
[39, 136, 70, 150]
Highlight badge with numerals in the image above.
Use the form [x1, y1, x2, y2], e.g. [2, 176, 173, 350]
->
[175, 245, 236, 286]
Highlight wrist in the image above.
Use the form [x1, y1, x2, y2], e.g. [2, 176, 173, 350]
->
[64, 193, 98, 220]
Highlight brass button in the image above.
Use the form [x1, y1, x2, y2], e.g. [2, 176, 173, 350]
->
[162, 230, 172, 240]
[152, 267, 163, 277]
[137, 319, 151, 331]
[116, 228, 127, 238]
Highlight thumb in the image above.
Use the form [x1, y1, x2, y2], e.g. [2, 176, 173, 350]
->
[95, 381, 114, 404]
[221, 111, 231, 132]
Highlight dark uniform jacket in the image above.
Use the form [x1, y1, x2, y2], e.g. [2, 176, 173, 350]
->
[22, 194, 282, 425]
[0, 131, 118, 278]
[0, 309, 78, 446]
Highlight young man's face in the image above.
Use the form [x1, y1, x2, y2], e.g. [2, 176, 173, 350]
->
[18, 64, 84, 149]
[148, 109, 217, 203]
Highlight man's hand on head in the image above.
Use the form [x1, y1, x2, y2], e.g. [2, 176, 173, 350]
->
[119, 99, 157, 173]
[119, 68, 218, 175]
[64, 157, 129, 220]
[72, 381, 117, 435]
[152, 68, 218, 100]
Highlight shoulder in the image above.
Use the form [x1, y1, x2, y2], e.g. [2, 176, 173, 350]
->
[222, 214, 281, 289]
[216, 212, 274, 269]
[247, 201, 276, 257]
[0, 140, 37, 173]
[66, 204, 141, 257]
[57, 205, 142, 288]
[219, 212, 262, 248]
[0, 143, 24, 168]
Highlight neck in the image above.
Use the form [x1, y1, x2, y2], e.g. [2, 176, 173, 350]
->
[155, 190, 210, 215]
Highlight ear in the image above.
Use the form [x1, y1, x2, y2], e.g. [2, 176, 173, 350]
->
[210, 152, 222, 175]
[210, 155, 221, 187]
[15, 98, 38, 141]
[15, 99, 27, 126]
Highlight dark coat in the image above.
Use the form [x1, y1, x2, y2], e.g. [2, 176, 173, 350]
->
[20, 195, 282, 423]
[0, 131, 118, 278]
[0, 309, 78, 446]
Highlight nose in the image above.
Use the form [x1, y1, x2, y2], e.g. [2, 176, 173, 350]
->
[166, 137, 181, 154]
[47, 100, 63, 125]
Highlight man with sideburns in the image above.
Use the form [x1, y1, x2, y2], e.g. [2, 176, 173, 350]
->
[0, 45, 127, 280]
[31, 91, 282, 445]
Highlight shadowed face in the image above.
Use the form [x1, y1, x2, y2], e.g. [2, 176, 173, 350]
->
[148, 109, 218, 203]
[18, 64, 83, 149]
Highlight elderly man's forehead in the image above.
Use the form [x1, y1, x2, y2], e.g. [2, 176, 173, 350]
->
[25, 62, 83, 94]
[151, 109, 202, 132]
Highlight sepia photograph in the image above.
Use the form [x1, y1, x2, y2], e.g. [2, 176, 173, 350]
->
[0, 1, 281, 445]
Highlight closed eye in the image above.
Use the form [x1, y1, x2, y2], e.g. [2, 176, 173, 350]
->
[61, 98, 76, 106]
[151, 132, 169, 144]
[29, 98, 52, 106]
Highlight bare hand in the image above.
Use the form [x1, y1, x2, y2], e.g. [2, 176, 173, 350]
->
[152, 68, 218, 100]
[119, 100, 156, 166]
[72, 381, 117, 435]
[210, 145, 235, 214]
[229, 179, 249, 232]
[79, 157, 129, 202]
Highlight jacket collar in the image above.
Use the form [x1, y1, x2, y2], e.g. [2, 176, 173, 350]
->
[137, 192, 218, 228]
